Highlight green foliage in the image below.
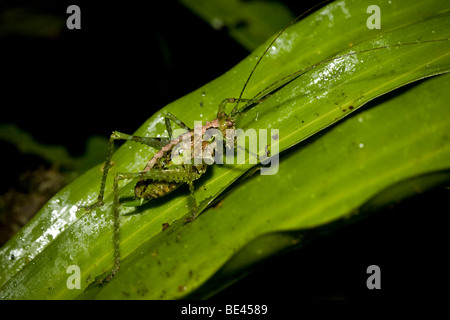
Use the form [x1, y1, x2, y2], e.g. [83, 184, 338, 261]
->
[79, 73, 450, 299]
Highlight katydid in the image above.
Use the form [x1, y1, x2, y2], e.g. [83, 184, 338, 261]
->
[80, 1, 332, 280]
[81, 98, 264, 279]
[80, 0, 449, 281]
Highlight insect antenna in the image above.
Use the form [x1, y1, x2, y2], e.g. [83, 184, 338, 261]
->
[250, 38, 450, 102]
[231, 37, 450, 118]
[231, 0, 334, 116]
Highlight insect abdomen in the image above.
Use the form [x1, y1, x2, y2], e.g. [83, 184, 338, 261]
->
[134, 180, 180, 199]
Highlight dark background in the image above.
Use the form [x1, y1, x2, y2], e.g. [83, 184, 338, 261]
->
[1, 0, 322, 155]
[1, 0, 448, 300]
[1, 0, 248, 155]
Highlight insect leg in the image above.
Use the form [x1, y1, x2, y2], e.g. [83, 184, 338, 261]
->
[185, 176, 198, 222]
[117, 165, 204, 215]
[165, 112, 191, 140]
[109, 171, 122, 279]
[112, 131, 170, 149]
[105, 165, 202, 279]
[217, 97, 264, 116]
[80, 131, 170, 212]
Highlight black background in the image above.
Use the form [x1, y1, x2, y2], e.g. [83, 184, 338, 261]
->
[1, 0, 323, 155]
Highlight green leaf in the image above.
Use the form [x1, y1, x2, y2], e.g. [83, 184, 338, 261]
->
[77, 73, 450, 299]
[187, 170, 450, 299]
[1, 0, 449, 299]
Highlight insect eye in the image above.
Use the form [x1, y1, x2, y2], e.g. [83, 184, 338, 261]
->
[227, 120, 233, 127]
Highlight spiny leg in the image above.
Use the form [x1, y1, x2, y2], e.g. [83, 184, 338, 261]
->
[108, 173, 122, 279]
[165, 112, 191, 140]
[183, 165, 201, 222]
[112, 131, 170, 149]
[107, 165, 205, 276]
[80, 131, 170, 212]
[218, 97, 265, 116]
[184, 179, 198, 223]
[113, 166, 205, 220]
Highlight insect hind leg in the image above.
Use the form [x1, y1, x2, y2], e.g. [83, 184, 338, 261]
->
[165, 112, 191, 140]
[114, 165, 204, 221]
[80, 131, 170, 212]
